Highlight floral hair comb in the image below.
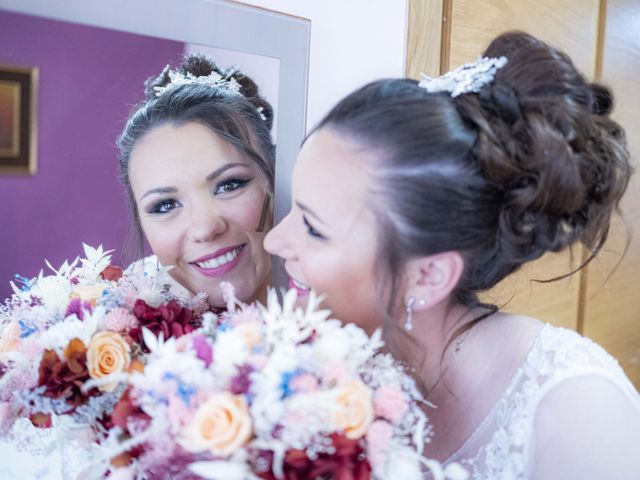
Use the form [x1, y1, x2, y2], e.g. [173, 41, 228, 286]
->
[153, 66, 243, 98]
[419, 56, 508, 97]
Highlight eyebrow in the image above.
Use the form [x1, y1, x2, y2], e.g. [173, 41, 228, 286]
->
[296, 201, 327, 225]
[140, 162, 248, 200]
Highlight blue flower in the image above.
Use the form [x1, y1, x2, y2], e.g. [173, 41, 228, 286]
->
[18, 320, 38, 338]
[14, 274, 34, 292]
[280, 368, 304, 399]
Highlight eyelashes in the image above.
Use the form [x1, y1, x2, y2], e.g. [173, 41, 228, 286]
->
[145, 177, 252, 215]
[303, 215, 327, 240]
[148, 198, 180, 214]
[214, 178, 250, 195]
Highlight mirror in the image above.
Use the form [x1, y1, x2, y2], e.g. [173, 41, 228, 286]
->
[0, 0, 309, 299]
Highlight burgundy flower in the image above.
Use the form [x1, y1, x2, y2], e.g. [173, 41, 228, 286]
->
[129, 299, 201, 351]
[256, 433, 371, 480]
[107, 388, 150, 468]
[100, 265, 124, 282]
[112, 387, 150, 433]
[37, 338, 98, 411]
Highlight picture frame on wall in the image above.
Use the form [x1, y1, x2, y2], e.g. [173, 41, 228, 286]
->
[0, 64, 37, 175]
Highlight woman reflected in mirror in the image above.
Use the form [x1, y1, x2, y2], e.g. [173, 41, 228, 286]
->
[118, 54, 274, 309]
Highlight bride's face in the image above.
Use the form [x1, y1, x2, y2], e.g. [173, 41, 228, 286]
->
[264, 128, 384, 334]
[129, 122, 271, 306]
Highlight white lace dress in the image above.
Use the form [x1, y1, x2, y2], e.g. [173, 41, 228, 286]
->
[434, 324, 640, 479]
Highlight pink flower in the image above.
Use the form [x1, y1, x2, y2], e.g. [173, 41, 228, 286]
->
[192, 334, 213, 366]
[228, 306, 262, 326]
[290, 373, 319, 393]
[110, 467, 135, 480]
[373, 386, 408, 424]
[322, 362, 349, 385]
[104, 308, 138, 332]
[65, 297, 93, 321]
[366, 420, 394, 471]
[167, 394, 193, 428]
[247, 353, 269, 369]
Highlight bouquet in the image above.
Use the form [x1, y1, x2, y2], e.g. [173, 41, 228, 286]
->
[0, 244, 211, 476]
[0, 245, 467, 480]
[102, 287, 466, 480]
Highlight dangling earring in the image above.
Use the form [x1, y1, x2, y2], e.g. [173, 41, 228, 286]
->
[404, 296, 415, 331]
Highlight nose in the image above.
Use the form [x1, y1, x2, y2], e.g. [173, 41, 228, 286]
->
[264, 212, 296, 260]
[186, 202, 226, 243]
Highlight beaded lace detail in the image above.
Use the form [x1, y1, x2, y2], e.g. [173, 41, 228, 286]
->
[430, 324, 639, 479]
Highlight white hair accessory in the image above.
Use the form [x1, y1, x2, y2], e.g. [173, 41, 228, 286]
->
[419, 56, 508, 98]
[153, 67, 243, 98]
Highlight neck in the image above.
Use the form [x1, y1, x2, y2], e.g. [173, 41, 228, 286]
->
[387, 300, 476, 403]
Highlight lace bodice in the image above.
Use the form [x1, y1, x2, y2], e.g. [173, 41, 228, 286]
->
[435, 324, 640, 479]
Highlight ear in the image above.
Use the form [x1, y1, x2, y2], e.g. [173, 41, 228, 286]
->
[404, 251, 465, 310]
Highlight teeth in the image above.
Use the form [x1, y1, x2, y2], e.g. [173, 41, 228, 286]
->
[292, 278, 310, 290]
[196, 248, 240, 269]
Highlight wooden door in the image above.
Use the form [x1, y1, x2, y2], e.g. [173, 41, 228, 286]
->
[407, 0, 640, 386]
[582, 0, 640, 387]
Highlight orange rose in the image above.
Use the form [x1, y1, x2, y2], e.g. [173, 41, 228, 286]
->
[87, 331, 131, 392]
[180, 393, 252, 456]
[334, 379, 374, 439]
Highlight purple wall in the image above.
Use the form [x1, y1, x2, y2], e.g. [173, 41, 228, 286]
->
[0, 11, 183, 300]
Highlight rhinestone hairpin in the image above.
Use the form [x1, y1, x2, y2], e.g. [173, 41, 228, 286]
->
[153, 67, 243, 98]
[419, 56, 508, 97]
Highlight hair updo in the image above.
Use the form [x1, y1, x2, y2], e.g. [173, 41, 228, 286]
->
[117, 53, 275, 260]
[316, 31, 631, 314]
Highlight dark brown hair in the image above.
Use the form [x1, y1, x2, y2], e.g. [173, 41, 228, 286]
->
[316, 32, 631, 339]
[117, 54, 275, 262]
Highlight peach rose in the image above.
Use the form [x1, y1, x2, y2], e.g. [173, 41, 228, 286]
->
[71, 283, 109, 306]
[87, 331, 131, 392]
[334, 379, 374, 439]
[0, 321, 21, 353]
[234, 322, 262, 351]
[180, 393, 252, 456]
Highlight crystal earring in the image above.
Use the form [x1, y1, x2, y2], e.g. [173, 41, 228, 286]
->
[404, 296, 415, 331]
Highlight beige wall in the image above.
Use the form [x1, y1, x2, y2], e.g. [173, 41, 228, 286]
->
[236, 0, 409, 131]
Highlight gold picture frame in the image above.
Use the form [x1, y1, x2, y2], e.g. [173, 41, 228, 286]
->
[0, 64, 38, 175]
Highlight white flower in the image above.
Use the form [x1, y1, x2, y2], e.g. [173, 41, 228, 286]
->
[261, 289, 330, 346]
[189, 449, 257, 480]
[211, 329, 251, 379]
[38, 312, 98, 355]
[73, 244, 114, 282]
[126, 262, 176, 307]
[37, 276, 74, 312]
[383, 445, 424, 480]
[44, 256, 80, 278]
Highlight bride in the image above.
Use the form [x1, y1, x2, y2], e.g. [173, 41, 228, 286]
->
[265, 31, 640, 478]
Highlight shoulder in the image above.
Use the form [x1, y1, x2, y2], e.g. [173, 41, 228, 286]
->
[531, 324, 634, 387]
[530, 373, 640, 479]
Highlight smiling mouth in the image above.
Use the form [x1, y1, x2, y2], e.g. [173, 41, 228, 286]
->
[193, 245, 244, 269]
[289, 276, 311, 295]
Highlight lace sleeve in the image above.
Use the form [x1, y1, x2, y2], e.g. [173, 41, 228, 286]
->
[529, 373, 640, 479]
